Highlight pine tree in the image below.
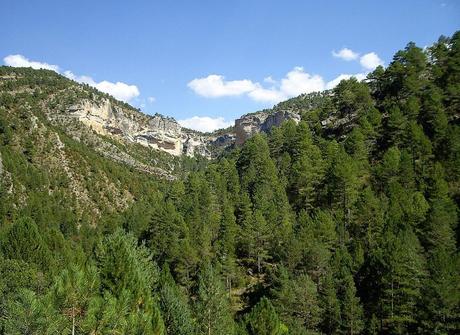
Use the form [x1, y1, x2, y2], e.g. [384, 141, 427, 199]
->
[195, 263, 235, 335]
[421, 85, 449, 151]
[340, 275, 364, 335]
[2, 289, 66, 335]
[352, 187, 384, 250]
[421, 249, 460, 334]
[274, 273, 321, 333]
[379, 229, 426, 334]
[0, 216, 53, 270]
[50, 264, 99, 334]
[290, 122, 325, 211]
[245, 297, 288, 335]
[328, 145, 360, 236]
[320, 272, 341, 335]
[385, 105, 407, 147]
[218, 201, 239, 294]
[159, 265, 196, 335]
[92, 229, 164, 334]
[419, 164, 459, 333]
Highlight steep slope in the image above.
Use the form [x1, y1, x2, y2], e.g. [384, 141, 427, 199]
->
[0, 67, 229, 160]
[1, 32, 460, 335]
[233, 90, 367, 144]
[0, 67, 195, 224]
[0, 67, 363, 164]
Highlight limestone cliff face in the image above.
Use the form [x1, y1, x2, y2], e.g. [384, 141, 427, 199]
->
[62, 99, 211, 157]
[55, 99, 302, 158]
[234, 110, 301, 145]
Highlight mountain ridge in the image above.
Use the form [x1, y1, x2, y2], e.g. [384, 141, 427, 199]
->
[1, 66, 308, 159]
[1, 31, 459, 334]
[3, 66, 364, 157]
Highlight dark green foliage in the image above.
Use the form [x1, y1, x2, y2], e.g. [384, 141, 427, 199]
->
[159, 265, 196, 335]
[195, 263, 235, 335]
[244, 297, 288, 335]
[1, 289, 65, 335]
[0, 32, 459, 334]
[273, 272, 322, 333]
[49, 264, 99, 334]
[91, 229, 164, 334]
[0, 217, 52, 270]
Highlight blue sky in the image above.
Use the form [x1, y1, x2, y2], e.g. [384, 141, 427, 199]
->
[2, 0, 459, 131]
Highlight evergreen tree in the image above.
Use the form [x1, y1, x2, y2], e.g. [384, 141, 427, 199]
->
[378, 230, 426, 334]
[274, 273, 322, 333]
[218, 201, 239, 294]
[91, 229, 164, 334]
[320, 272, 341, 335]
[195, 263, 235, 335]
[340, 275, 364, 335]
[290, 122, 325, 211]
[242, 209, 271, 274]
[0, 216, 52, 270]
[159, 265, 196, 335]
[245, 297, 288, 335]
[50, 264, 99, 334]
[2, 289, 65, 335]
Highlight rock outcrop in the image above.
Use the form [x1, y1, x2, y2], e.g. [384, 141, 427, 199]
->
[234, 110, 301, 145]
[54, 95, 366, 160]
[59, 99, 304, 156]
[2, 67, 365, 162]
[61, 99, 211, 157]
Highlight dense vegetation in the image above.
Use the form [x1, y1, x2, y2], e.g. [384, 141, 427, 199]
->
[0, 32, 459, 334]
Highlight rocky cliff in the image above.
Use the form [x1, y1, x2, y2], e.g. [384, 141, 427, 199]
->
[0, 67, 347, 163]
[58, 99, 304, 156]
[57, 99, 213, 157]
[54, 98, 309, 158]
[234, 110, 301, 145]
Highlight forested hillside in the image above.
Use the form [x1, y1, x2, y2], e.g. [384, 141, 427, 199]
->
[0, 32, 459, 334]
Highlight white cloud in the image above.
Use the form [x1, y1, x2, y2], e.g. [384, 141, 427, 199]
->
[4, 54, 141, 103]
[187, 74, 257, 98]
[280, 67, 325, 96]
[64, 71, 139, 102]
[264, 76, 277, 84]
[63, 70, 94, 84]
[248, 67, 325, 103]
[325, 73, 367, 89]
[178, 116, 233, 132]
[248, 85, 286, 103]
[94, 81, 140, 102]
[332, 48, 384, 71]
[332, 48, 359, 61]
[147, 96, 156, 103]
[189, 67, 326, 104]
[63, 72, 139, 103]
[4, 54, 60, 72]
[360, 52, 384, 70]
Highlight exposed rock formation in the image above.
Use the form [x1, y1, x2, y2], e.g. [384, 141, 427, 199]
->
[235, 110, 301, 145]
[60, 99, 211, 157]
[52, 95, 361, 159]
[1, 67, 366, 163]
[59, 99, 305, 156]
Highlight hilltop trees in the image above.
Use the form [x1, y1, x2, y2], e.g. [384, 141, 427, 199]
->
[0, 32, 459, 334]
[195, 263, 235, 335]
[244, 297, 287, 335]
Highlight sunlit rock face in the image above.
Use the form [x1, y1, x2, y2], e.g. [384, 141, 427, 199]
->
[235, 110, 301, 145]
[64, 99, 213, 157]
[61, 99, 303, 157]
